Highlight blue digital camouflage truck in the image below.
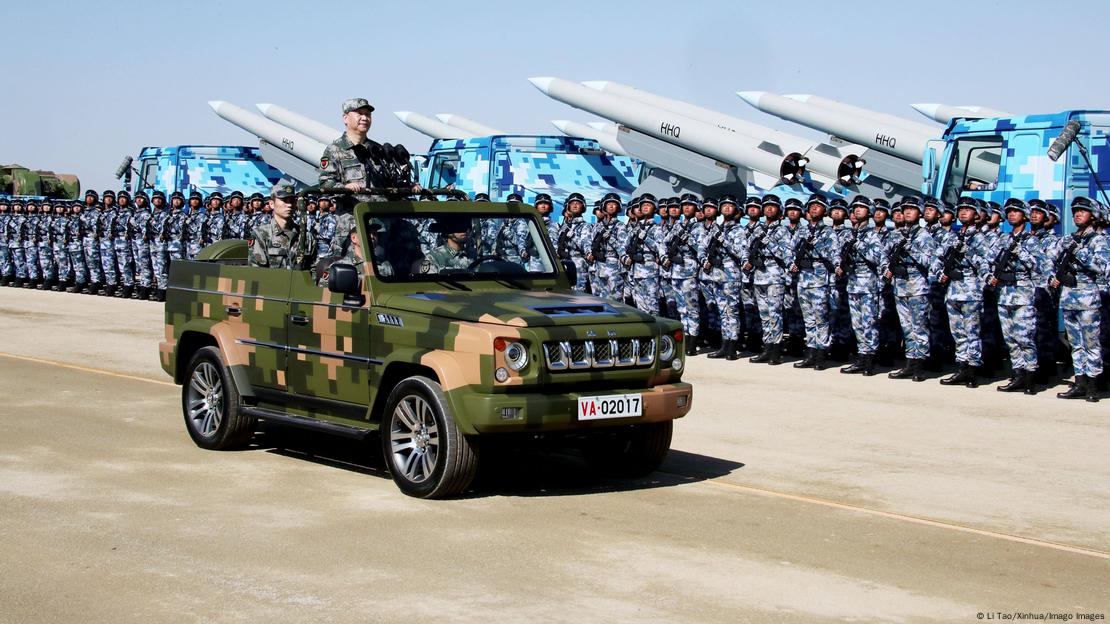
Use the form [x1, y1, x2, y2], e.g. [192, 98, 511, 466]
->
[923, 110, 1110, 235]
[118, 145, 283, 198]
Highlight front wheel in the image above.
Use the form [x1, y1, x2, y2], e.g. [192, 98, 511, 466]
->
[381, 376, 479, 498]
[181, 346, 256, 450]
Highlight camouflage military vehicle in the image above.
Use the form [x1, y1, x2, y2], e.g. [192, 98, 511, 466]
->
[1, 164, 80, 199]
[159, 198, 692, 498]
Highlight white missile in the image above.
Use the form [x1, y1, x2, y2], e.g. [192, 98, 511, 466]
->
[550, 120, 629, 156]
[531, 77, 818, 184]
[394, 111, 476, 140]
[209, 100, 327, 166]
[784, 94, 937, 137]
[738, 90, 936, 165]
[587, 121, 620, 135]
[256, 103, 341, 145]
[911, 103, 1013, 125]
[435, 114, 504, 136]
[582, 79, 862, 184]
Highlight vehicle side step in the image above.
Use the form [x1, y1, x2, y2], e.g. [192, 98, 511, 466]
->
[241, 406, 376, 439]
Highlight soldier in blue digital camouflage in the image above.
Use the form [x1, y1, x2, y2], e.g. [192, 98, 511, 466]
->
[112, 191, 135, 298]
[663, 194, 704, 355]
[8, 202, 27, 286]
[990, 198, 1046, 394]
[65, 201, 87, 293]
[742, 194, 795, 365]
[828, 197, 855, 359]
[738, 197, 764, 353]
[0, 199, 10, 286]
[98, 190, 120, 294]
[934, 197, 991, 387]
[586, 192, 627, 301]
[696, 197, 724, 350]
[622, 194, 665, 315]
[525, 193, 557, 272]
[227, 191, 249, 240]
[493, 193, 530, 267]
[556, 193, 590, 293]
[1027, 198, 1062, 382]
[979, 200, 1006, 371]
[1052, 197, 1107, 402]
[658, 198, 682, 319]
[704, 195, 744, 360]
[36, 200, 57, 290]
[838, 197, 885, 376]
[1096, 205, 1110, 393]
[129, 191, 153, 299]
[883, 197, 937, 382]
[22, 201, 41, 287]
[876, 200, 903, 363]
[49, 201, 70, 292]
[204, 192, 226, 249]
[789, 194, 839, 370]
[165, 191, 188, 263]
[249, 177, 311, 269]
[183, 191, 205, 260]
[79, 191, 101, 293]
[924, 198, 956, 369]
[781, 198, 807, 356]
[147, 191, 170, 300]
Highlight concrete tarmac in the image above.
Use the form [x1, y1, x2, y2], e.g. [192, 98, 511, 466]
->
[0, 287, 1107, 622]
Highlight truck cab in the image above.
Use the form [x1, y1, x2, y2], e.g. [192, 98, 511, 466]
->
[925, 111, 1110, 235]
[129, 145, 283, 198]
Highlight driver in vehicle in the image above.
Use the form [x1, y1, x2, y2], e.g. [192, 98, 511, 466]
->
[419, 216, 475, 274]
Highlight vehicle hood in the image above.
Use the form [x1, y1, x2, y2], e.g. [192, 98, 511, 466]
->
[377, 290, 656, 327]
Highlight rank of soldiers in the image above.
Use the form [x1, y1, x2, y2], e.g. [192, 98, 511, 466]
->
[548, 191, 1110, 403]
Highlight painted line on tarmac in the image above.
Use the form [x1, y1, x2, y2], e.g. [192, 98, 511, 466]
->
[0, 352, 176, 387]
[4, 350, 1107, 560]
[700, 478, 1110, 561]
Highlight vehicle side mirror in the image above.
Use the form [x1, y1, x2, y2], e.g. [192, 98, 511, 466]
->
[921, 146, 937, 194]
[562, 260, 577, 286]
[328, 263, 361, 295]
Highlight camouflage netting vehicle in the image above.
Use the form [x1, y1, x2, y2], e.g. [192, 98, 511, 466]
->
[159, 197, 692, 498]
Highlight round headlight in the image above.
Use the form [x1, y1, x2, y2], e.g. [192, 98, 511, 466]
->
[659, 335, 675, 361]
[505, 341, 529, 371]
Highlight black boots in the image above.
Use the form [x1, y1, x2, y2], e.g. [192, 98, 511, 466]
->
[707, 340, 736, 360]
[684, 340, 698, 357]
[793, 347, 817, 369]
[840, 354, 875, 376]
[889, 358, 926, 382]
[749, 342, 782, 365]
[1057, 376, 1099, 402]
[940, 363, 978, 388]
[998, 369, 1036, 395]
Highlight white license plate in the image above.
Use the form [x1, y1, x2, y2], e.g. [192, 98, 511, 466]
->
[577, 394, 643, 421]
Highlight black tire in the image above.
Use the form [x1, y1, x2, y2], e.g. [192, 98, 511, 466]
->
[381, 376, 479, 499]
[181, 346, 256, 450]
[584, 420, 673, 478]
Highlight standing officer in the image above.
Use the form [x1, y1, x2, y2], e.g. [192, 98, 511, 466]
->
[791, 194, 839, 370]
[37, 200, 57, 290]
[706, 195, 744, 359]
[80, 191, 102, 293]
[319, 98, 420, 199]
[558, 193, 591, 293]
[1029, 198, 1062, 381]
[838, 197, 885, 375]
[131, 191, 154, 299]
[9, 201, 27, 286]
[936, 197, 991, 387]
[696, 197, 724, 350]
[828, 197, 855, 359]
[249, 177, 310, 268]
[148, 191, 170, 299]
[113, 191, 135, 298]
[738, 197, 765, 353]
[50, 201, 71, 291]
[664, 194, 704, 354]
[166, 191, 188, 263]
[622, 194, 665, 315]
[67, 201, 88, 293]
[1052, 197, 1107, 401]
[22, 201, 41, 287]
[742, 194, 795, 365]
[991, 198, 1045, 394]
[884, 197, 937, 382]
[586, 192, 627, 300]
[659, 198, 683, 319]
[0, 199, 10, 286]
[98, 191, 119, 295]
[184, 191, 206, 259]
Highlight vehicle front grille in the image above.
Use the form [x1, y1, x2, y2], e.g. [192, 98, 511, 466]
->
[542, 337, 656, 371]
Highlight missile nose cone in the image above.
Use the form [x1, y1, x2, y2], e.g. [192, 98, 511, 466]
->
[394, 111, 413, 122]
[528, 77, 556, 93]
[911, 103, 940, 117]
[434, 114, 452, 123]
[256, 103, 274, 114]
[581, 81, 610, 91]
[550, 120, 571, 132]
[208, 100, 226, 110]
[736, 91, 765, 107]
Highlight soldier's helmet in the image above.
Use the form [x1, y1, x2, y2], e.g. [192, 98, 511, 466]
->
[923, 196, 941, 210]
[744, 196, 762, 210]
[601, 192, 622, 208]
[534, 192, 553, 206]
[84, 189, 99, 201]
[473, 192, 491, 202]
[117, 190, 131, 201]
[899, 196, 922, 211]
[171, 191, 185, 201]
[665, 197, 680, 209]
[564, 192, 586, 207]
[761, 194, 782, 208]
[850, 195, 873, 213]
[506, 193, 523, 203]
[135, 190, 149, 202]
[986, 200, 1003, 217]
[805, 193, 829, 209]
[229, 190, 244, 200]
[1029, 198, 1059, 221]
[938, 200, 955, 216]
[189, 191, 203, 201]
[1071, 196, 1097, 216]
[956, 196, 978, 211]
[151, 190, 166, 202]
[102, 190, 116, 199]
[717, 194, 737, 208]
[871, 198, 890, 214]
[638, 193, 658, 208]
[679, 193, 701, 207]
[248, 192, 264, 202]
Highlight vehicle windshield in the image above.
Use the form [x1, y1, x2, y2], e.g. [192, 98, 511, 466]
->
[368, 212, 557, 281]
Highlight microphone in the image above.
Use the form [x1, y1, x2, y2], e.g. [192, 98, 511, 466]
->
[1047, 120, 1081, 162]
[114, 155, 133, 179]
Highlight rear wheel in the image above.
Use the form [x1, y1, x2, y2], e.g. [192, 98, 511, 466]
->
[181, 346, 256, 450]
[381, 376, 479, 498]
[584, 421, 673, 477]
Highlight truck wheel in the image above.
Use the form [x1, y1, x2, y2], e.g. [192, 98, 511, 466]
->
[382, 376, 479, 499]
[182, 346, 256, 450]
[585, 421, 673, 477]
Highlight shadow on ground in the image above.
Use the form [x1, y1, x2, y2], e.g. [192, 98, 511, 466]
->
[249, 424, 744, 499]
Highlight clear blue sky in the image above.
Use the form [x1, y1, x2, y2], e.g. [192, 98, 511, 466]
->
[1, 0, 1106, 191]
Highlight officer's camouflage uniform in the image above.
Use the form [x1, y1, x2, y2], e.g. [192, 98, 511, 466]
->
[793, 219, 839, 352]
[587, 217, 625, 301]
[988, 227, 1045, 375]
[842, 223, 885, 357]
[113, 204, 135, 289]
[249, 220, 308, 269]
[318, 134, 391, 202]
[66, 207, 87, 288]
[742, 218, 794, 347]
[624, 215, 665, 314]
[1056, 227, 1108, 379]
[98, 205, 118, 286]
[422, 244, 474, 273]
[933, 223, 991, 369]
[884, 221, 937, 362]
[666, 216, 703, 339]
[23, 208, 40, 283]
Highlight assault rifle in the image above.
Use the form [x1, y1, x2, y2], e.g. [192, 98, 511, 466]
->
[991, 235, 1022, 286]
[940, 234, 969, 281]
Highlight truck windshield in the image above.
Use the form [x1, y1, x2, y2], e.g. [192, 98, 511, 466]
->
[939, 136, 1003, 205]
[368, 212, 557, 281]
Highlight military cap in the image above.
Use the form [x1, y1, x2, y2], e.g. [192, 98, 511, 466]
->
[637, 193, 657, 207]
[679, 192, 701, 206]
[923, 197, 941, 209]
[899, 196, 922, 210]
[805, 193, 828, 209]
[601, 192, 624, 208]
[715, 194, 737, 207]
[84, 189, 98, 200]
[102, 189, 116, 199]
[367, 218, 385, 232]
[506, 193, 523, 203]
[534, 192, 553, 205]
[1071, 196, 1098, 215]
[474, 192, 491, 202]
[152, 190, 166, 200]
[229, 190, 244, 199]
[1003, 197, 1028, 216]
[872, 198, 891, 213]
[135, 190, 149, 200]
[666, 197, 681, 208]
[170, 191, 185, 200]
[975, 200, 989, 218]
[761, 194, 782, 208]
[829, 197, 849, 212]
[342, 98, 375, 114]
[117, 190, 131, 200]
[784, 197, 804, 211]
[564, 192, 585, 205]
[890, 199, 903, 213]
[849, 195, 872, 209]
[248, 192, 264, 201]
[1028, 198, 1059, 220]
[987, 200, 1003, 217]
[208, 191, 223, 200]
[956, 196, 978, 211]
[938, 200, 955, 215]
[272, 176, 303, 199]
[189, 191, 203, 200]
